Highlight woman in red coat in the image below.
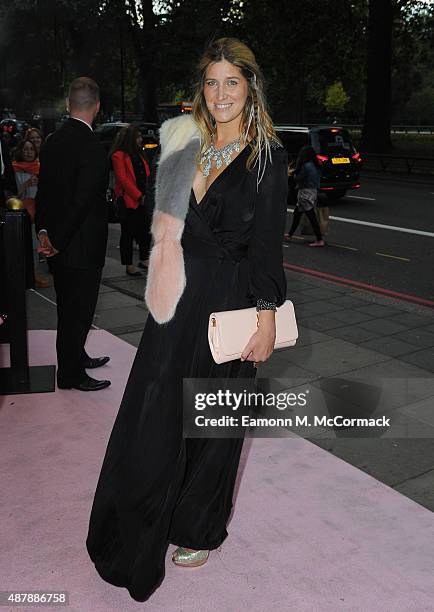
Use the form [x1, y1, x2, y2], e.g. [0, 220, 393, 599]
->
[110, 126, 151, 276]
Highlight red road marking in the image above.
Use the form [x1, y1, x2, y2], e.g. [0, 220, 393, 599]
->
[283, 262, 434, 309]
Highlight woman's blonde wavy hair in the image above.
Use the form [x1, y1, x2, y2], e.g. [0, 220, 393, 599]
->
[192, 37, 280, 185]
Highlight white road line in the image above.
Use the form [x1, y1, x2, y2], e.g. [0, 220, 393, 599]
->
[347, 195, 376, 201]
[286, 208, 434, 237]
[29, 288, 57, 307]
[29, 288, 100, 329]
[376, 252, 411, 262]
[328, 216, 434, 237]
[329, 243, 359, 251]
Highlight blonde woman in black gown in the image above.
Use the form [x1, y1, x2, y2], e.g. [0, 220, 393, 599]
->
[86, 37, 288, 602]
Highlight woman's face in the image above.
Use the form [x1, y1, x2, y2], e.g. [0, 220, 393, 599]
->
[136, 133, 143, 148]
[203, 59, 249, 129]
[22, 141, 36, 162]
[29, 132, 42, 150]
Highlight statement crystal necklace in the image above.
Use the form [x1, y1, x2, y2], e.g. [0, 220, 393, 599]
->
[200, 137, 241, 177]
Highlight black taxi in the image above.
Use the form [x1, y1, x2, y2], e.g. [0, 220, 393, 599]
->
[275, 125, 362, 200]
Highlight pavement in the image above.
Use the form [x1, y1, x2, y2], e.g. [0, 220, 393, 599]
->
[27, 222, 434, 513]
[3, 330, 434, 611]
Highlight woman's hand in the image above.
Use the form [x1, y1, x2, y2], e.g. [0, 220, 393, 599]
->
[37, 232, 59, 257]
[240, 310, 276, 364]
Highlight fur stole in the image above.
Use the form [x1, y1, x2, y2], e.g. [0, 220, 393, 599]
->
[144, 114, 200, 323]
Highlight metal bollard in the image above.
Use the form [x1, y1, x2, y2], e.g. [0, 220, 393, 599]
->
[0, 201, 55, 394]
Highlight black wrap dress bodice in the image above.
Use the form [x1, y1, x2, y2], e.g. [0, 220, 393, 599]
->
[182, 143, 288, 309]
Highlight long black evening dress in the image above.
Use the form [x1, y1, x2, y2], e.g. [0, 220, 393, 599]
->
[86, 144, 288, 602]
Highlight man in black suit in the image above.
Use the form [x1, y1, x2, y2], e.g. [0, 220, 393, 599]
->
[35, 77, 111, 391]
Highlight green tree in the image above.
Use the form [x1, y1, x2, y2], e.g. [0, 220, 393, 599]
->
[394, 3, 434, 123]
[362, 0, 433, 151]
[238, 0, 366, 123]
[324, 81, 350, 114]
[1, 0, 433, 129]
[0, 0, 137, 118]
[155, 0, 234, 102]
[123, 0, 159, 121]
[404, 86, 434, 123]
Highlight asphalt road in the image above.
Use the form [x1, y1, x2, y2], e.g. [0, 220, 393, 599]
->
[284, 174, 434, 302]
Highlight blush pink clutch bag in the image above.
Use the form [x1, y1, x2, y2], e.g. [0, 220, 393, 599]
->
[208, 300, 298, 364]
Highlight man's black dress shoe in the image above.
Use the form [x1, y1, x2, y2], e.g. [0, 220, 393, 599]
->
[57, 374, 111, 391]
[83, 356, 110, 369]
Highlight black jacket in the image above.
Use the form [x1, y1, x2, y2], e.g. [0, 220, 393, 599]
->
[35, 118, 109, 268]
[0, 137, 18, 207]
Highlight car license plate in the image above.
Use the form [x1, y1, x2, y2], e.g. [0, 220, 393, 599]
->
[332, 157, 350, 164]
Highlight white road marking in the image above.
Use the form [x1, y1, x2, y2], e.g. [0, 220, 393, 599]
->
[329, 243, 359, 251]
[29, 288, 57, 307]
[347, 195, 376, 201]
[376, 252, 411, 262]
[286, 208, 434, 238]
[329, 217, 434, 237]
[29, 289, 100, 329]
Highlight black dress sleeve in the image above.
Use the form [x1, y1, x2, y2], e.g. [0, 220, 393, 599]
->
[247, 145, 288, 308]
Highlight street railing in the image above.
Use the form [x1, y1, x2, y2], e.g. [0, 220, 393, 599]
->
[361, 153, 434, 175]
[304, 123, 434, 135]
[387, 125, 434, 135]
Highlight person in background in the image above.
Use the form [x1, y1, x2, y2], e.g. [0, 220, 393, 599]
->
[25, 127, 44, 156]
[287, 158, 297, 207]
[12, 139, 39, 207]
[1, 121, 20, 152]
[35, 76, 110, 392]
[110, 125, 151, 276]
[25, 128, 45, 265]
[12, 139, 50, 288]
[1, 130, 14, 155]
[0, 134, 17, 207]
[285, 145, 325, 247]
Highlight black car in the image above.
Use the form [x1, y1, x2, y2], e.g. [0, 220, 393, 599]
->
[0, 118, 30, 142]
[94, 121, 159, 153]
[275, 125, 362, 200]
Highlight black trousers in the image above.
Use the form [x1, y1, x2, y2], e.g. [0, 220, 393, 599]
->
[288, 207, 322, 241]
[51, 261, 102, 384]
[119, 206, 151, 266]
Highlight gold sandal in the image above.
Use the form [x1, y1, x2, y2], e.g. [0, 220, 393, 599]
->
[171, 547, 209, 567]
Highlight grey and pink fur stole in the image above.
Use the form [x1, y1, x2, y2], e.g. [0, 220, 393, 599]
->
[144, 114, 201, 324]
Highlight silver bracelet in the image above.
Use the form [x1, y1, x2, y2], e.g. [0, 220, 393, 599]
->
[256, 299, 277, 312]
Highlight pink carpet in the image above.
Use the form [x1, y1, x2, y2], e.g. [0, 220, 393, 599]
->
[1, 330, 433, 611]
